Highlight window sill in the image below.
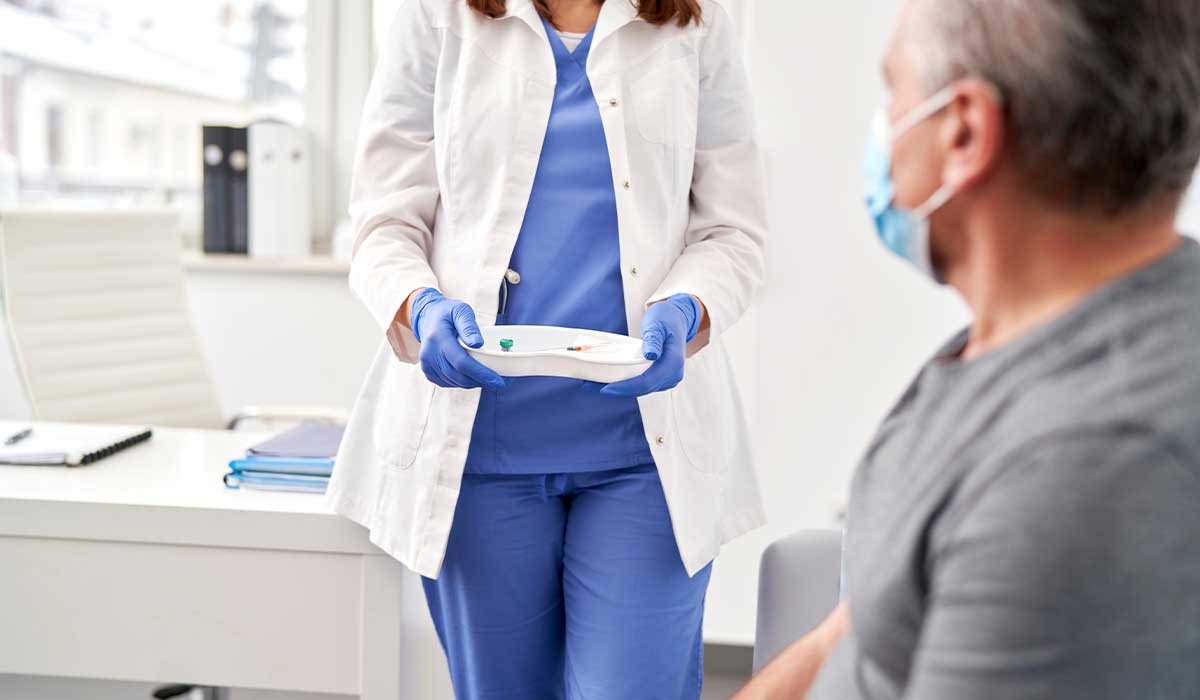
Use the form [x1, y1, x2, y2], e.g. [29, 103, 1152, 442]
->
[182, 252, 350, 277]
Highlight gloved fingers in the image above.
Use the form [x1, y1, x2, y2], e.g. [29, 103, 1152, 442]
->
[599, 374, 660, 397]
[420, 355, 458, 389]
[601, 334, 686, 397]
[640, 321, 668, 361]
[444, 342, 509, 390]
[450, 304, 485, 349]
[435, 351, 486, 389]
[441, 367, 484, 390]
[420, 343, 486, 390]
[600, 360, 668, 397]
[659, 332, 686, 387]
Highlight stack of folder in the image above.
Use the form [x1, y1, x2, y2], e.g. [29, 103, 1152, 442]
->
[223, 422, 343, 493]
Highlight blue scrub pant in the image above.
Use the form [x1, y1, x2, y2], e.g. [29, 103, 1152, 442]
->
[422, 464, 713, 700]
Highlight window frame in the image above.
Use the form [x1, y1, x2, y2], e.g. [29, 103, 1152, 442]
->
[307, 0, 373, 255]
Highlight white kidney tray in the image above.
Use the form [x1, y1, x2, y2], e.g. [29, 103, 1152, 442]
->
[462, 325, 651, 383]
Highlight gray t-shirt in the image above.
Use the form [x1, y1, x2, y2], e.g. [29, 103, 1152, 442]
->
[811, 239, 1200, 700]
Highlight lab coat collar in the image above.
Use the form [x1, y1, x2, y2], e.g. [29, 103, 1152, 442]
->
[500, 0, 642, 53]
[592, 0, 643, 52]
[496, 0, 547, 39]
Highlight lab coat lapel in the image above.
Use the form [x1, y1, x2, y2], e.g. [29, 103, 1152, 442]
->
[591, 0, 642, 54]
[492, 0, 556, 85]
[500, 0, 548, 39]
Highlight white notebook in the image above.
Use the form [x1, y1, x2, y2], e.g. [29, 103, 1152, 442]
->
[0, 425, 153, 466]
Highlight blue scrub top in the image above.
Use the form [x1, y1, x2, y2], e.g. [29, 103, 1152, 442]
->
[465, 18, 653, 474]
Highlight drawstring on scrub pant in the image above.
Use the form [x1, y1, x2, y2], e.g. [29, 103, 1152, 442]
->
[537, 473, 571, 502]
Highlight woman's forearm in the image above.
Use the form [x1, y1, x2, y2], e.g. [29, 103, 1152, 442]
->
[734, 603, 849, 700]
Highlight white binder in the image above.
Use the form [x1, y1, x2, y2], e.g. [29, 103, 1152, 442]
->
[248, 121, 313, 258]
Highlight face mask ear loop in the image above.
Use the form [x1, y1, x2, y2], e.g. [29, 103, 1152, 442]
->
[913, 184, 955, 220]
[890, 87, 958, 142]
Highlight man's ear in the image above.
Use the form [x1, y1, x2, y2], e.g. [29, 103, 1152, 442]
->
[941, 80, 1006, 192]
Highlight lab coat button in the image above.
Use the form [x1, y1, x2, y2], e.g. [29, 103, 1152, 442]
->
[630, 266, 639, 277]
[609, 97, 619, 107]
[655, 435, 666, 446]
[623, 180, 631, 191]
[505, 269, 521, 285]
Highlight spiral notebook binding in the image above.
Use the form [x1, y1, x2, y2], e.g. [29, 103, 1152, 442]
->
[78, 429, 153, 465]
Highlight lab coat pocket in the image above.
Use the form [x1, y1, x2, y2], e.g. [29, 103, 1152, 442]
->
[629, 57, 696, 147]
[668, 349, 734, 475]
[376, 370, 437, 471]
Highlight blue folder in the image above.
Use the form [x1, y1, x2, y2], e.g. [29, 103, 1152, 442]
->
[227, 455, 334, 477]
[223, 469, 329, 493]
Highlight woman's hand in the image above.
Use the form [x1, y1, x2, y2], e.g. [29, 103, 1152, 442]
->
[410, 289, 510, 391]
[600, 294, 701, 397]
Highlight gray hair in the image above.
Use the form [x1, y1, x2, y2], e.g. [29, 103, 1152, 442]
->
[914, 0, 1200, 214]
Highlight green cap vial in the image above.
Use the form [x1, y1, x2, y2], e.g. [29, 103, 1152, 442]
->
[499, 338, 515, 352]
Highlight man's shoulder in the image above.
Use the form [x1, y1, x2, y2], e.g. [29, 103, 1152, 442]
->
[1007, 356, 1200, 468]
[1003, 241, 1200, 467]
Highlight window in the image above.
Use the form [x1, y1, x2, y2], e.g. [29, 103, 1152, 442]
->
[0, 0, 307, 229]
[44, 104, 61, 168]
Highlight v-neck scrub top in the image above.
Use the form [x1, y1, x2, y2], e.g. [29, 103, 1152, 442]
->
[464, 18, 654, 474]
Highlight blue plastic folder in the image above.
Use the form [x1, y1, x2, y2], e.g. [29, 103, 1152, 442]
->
[223, 469, 329, 493]
[227, 456, 334, 476]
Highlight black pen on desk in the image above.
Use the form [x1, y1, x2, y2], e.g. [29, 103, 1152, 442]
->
[3, 427, 32, 446]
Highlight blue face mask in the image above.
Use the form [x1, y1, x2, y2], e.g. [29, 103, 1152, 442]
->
[864, 88, 958, 282]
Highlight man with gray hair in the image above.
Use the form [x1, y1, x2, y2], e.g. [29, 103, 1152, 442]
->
[737, 1, 1200, 698]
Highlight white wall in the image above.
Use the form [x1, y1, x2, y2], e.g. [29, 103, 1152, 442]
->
[1181, 173, 1200, 237]
[183, 269, 379, 417]
[699, 0, 971, 644]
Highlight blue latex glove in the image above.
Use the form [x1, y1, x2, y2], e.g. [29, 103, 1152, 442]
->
[410, 288, 509, 391]
[600, 294, 701, 397]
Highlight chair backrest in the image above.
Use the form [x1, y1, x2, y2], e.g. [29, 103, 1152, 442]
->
[754, 529, 844, 672]
[0, 209, 225, 428]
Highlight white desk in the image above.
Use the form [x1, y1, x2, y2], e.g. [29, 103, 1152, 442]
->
[0, 422, 450, 699]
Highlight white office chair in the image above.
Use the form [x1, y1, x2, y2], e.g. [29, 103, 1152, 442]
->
[0, 208, 345, 429]
[753, 529, 844, 672]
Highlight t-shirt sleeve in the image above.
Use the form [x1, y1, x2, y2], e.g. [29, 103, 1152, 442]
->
[902, 432, 1200, 700]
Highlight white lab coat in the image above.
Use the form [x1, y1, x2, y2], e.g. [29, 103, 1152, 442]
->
[326, 0, 768, 578]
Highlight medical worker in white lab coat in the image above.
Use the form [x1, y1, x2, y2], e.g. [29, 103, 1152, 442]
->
[326, 0, 768, 697]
